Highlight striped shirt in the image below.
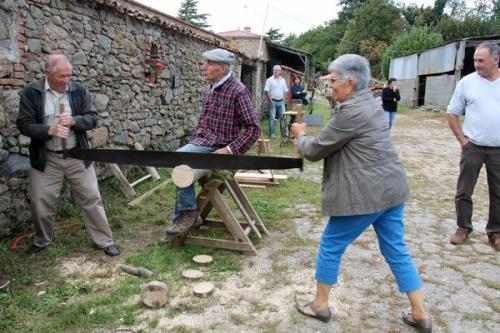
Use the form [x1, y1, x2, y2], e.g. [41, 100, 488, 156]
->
[190, 75, 261, 154]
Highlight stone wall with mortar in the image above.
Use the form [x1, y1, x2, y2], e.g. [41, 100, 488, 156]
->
[0, 0, 262, 236]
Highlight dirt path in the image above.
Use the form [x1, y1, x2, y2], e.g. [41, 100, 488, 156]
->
[102, 110, 498, 332]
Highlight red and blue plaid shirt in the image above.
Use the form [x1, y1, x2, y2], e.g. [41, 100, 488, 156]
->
[190, 75, 261, 155]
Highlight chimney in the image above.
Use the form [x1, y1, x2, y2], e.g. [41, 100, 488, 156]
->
[243, 26, 251, 33]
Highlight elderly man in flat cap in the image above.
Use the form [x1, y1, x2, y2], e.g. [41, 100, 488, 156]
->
[160, 48, 261, 240]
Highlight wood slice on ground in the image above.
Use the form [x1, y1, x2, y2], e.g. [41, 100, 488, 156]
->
[192, 254, 213, 264]
[142, 281, 169, 308]
[193, 281, 215, 298]
[181, 269, 204, 280]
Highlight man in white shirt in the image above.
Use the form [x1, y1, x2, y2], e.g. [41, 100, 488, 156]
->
[447, 42, 500, 251]
[264, 65, 288, 138]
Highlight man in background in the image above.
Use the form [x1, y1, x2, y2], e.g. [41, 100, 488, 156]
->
[447, 42, 500, 251]
[264, 65, 288, 138]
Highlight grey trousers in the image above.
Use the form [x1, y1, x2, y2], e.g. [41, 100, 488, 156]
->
[29, 152, 114, 248]
[455, 142, 500, 235]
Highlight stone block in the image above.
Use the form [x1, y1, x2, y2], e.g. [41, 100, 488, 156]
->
[91, 127, 108, 148]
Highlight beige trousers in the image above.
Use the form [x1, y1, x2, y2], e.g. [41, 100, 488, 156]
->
[29, 152, 114, 248]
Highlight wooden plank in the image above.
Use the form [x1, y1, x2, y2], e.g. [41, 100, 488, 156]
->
[239, 184, 266, 189]
[228, 179, 269, 235]
[130, 174, 152, 188]
[134, 143, 160, 181]
[234, 172, 287, 180]
[107, 163, 136, 199]
[203, 219, 266, 233]
[210, 190, 249, 243]
[128, 179, 171, 207]
[183, 236, 256, 255]
[225, 179, 262, 238]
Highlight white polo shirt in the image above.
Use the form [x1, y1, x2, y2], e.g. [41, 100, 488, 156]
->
[264, 75, 288, 100]
[447, 72, 500, 147]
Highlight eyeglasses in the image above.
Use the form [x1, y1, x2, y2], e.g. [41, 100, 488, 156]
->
[329, 77, 340, 82]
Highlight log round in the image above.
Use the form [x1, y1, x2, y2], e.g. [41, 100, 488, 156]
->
[142, 281, 169, 308]
[172, 165, 210, 188]
[193, 281, 215, 298]
[181, 269, 204, 280]
[192, 254, 213, 264]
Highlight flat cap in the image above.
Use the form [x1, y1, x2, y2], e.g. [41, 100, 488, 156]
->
[202, 48, 235, 65]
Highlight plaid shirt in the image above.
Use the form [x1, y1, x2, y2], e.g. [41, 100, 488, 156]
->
[190, 75, 261, 154]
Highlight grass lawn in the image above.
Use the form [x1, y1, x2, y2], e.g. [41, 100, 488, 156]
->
[0, 101, 332, 332]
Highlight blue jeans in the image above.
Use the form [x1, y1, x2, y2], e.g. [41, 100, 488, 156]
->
[315, 204, 422, 293]
[172, 144, 216, 223]
[268, 100, 286, 137]
[385, 111, 395, 129]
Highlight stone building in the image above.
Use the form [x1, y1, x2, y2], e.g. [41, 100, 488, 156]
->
[0, 0, 265, 236]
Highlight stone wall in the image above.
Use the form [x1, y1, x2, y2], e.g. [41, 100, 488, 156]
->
[0, 0, 262, 236]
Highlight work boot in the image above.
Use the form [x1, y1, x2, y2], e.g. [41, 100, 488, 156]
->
[487, 233, 500, 251]
[450, 227, 470, 245]
[165, 210, 201, 235]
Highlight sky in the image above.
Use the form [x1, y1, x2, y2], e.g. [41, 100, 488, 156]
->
[133, 0, 475, 36]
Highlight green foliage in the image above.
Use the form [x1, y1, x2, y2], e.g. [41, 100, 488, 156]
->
[290, 20, 346, 70]
[265, 27, 285, 43]
[337, 0, 404, 67]
[282, 33, 297, 46]
[435, 15, 500, 41]
[177, 0, 210, 28]
[380, 27, 443, 78]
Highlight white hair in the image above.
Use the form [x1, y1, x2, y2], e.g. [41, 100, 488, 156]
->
[328, 54, 371, 91]
[45, 54, 72, 74]
[273, 65, 281, 71]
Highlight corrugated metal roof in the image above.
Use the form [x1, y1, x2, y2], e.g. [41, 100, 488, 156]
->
[389, 53, 417, 80]
[418, 42, 457, 75]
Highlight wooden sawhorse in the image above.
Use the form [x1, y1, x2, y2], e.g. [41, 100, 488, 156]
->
[169, 172, 268, 255]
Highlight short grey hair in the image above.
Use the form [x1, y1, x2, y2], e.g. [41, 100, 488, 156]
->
[45, 54, 72, 74]
[476, 42, 500, 57]
[328, 54, 371, 91]
[273, 65, 281, 71]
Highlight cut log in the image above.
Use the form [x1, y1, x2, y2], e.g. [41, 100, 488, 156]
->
[192, 254, 213, 264]
[142, 281, 169, 308]
[120, 264, 154, 277]
[171, 165, 209, 188]
[193, 281, 215, 298]
[181, 269, 204, 280]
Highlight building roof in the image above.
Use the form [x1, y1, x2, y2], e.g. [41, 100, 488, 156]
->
[218, 28, 261, 39]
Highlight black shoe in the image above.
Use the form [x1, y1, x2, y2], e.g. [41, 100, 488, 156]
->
[26, 244, 47, 254]
[104, 245, 121, 256]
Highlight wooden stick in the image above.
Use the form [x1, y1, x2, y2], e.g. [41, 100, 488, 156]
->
[127, 179, 170, 206]
[134, 143, 160, 181]
[119, 264, 154, 277]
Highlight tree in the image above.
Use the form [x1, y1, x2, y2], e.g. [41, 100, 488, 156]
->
[282, 33, 297, 47]
[290, 20, 345, 70]
[380, 27, 443, 78]
[338, 0, 369, 22]
[336, 0, 404, 59]
[265, 27, 285, 43]
[177, 0, 210, 28]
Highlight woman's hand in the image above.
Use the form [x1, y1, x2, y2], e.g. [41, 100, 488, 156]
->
[291, 122, 307, 137]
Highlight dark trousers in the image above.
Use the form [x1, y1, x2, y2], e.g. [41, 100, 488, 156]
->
[455, 142, 500, 235]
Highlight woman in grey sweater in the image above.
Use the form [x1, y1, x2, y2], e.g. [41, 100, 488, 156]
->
[291, 54, 431, 332]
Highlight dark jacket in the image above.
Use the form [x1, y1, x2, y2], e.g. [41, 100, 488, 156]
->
[291, 83, 308, 104]
[381, 87, 400, 112]
[297, 88, 409, 216]
[16, 78, 97, 171]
